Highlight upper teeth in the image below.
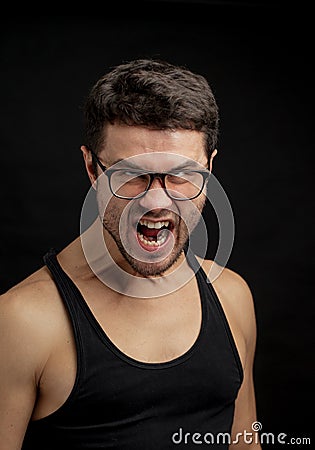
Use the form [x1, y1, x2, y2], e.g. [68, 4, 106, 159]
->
[139, 219, 169, 229]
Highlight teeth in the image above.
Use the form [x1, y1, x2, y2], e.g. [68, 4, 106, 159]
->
[137, 232, 168, 247]
[139, 219, 170, 229]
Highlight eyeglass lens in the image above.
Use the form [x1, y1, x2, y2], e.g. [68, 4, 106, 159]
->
[110, 171, 205, 199]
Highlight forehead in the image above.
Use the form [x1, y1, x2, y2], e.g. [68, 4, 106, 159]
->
[101, 123, 207, 166]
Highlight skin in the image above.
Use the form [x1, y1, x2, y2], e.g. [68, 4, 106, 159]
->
[94, 151, 206, 278]
[0, 124, 261, 449]
[87, 125, 210, 278]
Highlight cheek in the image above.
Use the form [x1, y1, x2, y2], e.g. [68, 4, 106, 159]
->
[180, 194, 206, 215]
[97, 192, 120, 223]
[177, 196, 206, 229]
[195, 192, 206, 211]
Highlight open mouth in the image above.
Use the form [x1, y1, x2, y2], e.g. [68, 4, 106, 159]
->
[136, 218, 174, 250]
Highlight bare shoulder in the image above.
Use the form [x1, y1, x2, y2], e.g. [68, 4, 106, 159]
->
[0, 266, 64, 357]
[197, 257, 254, 302]
[1, 265, 58, 309]
[197, 257, 257, 348]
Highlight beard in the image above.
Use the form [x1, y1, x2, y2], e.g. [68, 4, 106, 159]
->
[103, 218, 190, 277]
[97, 192, 205, 278]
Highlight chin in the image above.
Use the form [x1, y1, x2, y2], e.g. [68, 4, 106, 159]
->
[123, 245, 186, 278]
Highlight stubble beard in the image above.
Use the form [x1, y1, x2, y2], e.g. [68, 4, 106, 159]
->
[102, 215, 189, 277]
[98, 189, 205, 277]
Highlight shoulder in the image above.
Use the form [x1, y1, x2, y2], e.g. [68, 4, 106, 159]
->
[197, 257, 254, 304]
[1, 265, 59, 312]
[0, 267, 65, 364]
[197, 257, 257, 351]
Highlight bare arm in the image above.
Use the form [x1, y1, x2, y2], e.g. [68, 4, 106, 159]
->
[227, 276, 261, 449]
[0, 285, 49, 449]
[201, 260, 261, 449]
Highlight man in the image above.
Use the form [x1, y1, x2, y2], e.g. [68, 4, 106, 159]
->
[0, 59, 261, 449]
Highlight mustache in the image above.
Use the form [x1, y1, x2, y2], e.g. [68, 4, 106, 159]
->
[132, 208, 179, 225]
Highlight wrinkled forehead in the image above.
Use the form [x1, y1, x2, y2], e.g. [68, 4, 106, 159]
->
[101, 124, 208, 168]
[110, 152, 207, 171]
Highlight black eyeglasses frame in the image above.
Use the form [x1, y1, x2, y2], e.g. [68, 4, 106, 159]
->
[90, 150, 209, 201]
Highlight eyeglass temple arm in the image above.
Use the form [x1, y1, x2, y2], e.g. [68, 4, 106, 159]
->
[90, 150, 106, 171]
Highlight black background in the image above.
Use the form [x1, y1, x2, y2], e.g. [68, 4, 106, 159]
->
[1, 1, 314, 443]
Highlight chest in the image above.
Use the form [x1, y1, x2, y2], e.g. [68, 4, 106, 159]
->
[33, 274, 242, 424]
[69, 278, 242, 424]
[84, 287, 202, 363]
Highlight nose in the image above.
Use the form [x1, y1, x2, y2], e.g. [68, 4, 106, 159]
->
[139, 177, 173, 210]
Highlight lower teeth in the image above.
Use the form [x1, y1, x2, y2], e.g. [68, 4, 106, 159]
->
[137, 231, 168, 247]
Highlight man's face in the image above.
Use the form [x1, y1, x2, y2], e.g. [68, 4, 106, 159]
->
[94, 124, 210, 277]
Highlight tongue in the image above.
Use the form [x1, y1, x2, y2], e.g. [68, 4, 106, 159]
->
[140, 225, 160, 238]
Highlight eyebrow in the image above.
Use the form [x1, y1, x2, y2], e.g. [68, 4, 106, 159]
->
[109, 159, 204, 171]
[95, 149, 206, 171]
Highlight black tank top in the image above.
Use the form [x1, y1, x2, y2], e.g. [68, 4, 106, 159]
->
[22, 248, 243, 450]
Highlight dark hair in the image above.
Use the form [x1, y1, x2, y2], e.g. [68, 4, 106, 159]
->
[83, 58, 219, 159]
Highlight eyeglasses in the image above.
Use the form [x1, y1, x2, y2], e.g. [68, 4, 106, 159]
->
[91, 151, 210, 201]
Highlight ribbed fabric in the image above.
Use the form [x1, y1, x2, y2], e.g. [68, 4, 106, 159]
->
[22, 248, 243, 449]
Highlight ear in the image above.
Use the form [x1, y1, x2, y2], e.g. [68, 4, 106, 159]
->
[81, 145, 97, 188]
[209, 149, 218, 172]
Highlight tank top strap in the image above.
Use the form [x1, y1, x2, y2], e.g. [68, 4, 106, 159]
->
[43, 248, 82, 312]
[186, 249, 244, 383]
[43, 248, 85, 356]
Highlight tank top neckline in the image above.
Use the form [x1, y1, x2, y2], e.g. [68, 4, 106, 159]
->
[44, 247, 209, 370]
